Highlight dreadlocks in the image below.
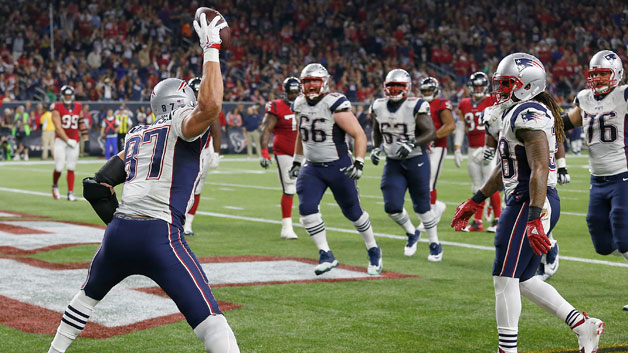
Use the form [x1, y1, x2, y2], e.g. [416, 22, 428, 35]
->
[534, 91, 566, 143]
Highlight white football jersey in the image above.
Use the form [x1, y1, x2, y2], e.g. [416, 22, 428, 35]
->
[292, 92, 353, 163]
[482, 103, 507, 141]
[575, 85, 628, 176]
[498, 101, 557, 199]
[369, 97, 430, 159]
[116, 106, 209, 227]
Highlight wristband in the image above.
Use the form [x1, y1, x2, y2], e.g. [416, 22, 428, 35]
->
[293, 154, 305, 164]
[556, 157, 566, 169]
[203, 48, 219, 63]
[528, 206, 543, 221]
[471, 190, 487, 204]
[355, 157, 364, 164]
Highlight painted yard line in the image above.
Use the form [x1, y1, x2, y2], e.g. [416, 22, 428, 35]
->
[195, 211, 628, 268]
[0, 158, 276, 167]
[223, 206, 244, 210]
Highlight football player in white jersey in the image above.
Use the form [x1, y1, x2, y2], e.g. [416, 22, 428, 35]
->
[451, 53, 604, 353]
[289, 63, 382, 276]
[369, 69, 442, 260]
[563, 50, 628, 265]
[183, 76, 222, 236]
[48, 13, 240, 353]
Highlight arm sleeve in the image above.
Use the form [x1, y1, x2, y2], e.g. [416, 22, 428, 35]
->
[171, 105, 199, 142]
[414, 100, 430, 116]
[454, 120, 465, 146]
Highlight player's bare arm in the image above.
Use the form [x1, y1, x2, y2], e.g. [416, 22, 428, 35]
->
[260, 113, 278, 150]
[485, 134, 498, 149]
[210, 120, 221, 152]
[436, 109, 455, 139]
[79, 116, 88, 140]
[414, 112, 436, 146]
[334, 109, 366, 159]
[517, 129, 549, 209]
[565, 106, 583, 129]
[371, 117, 383, 147]
[51, 110, 70, 142]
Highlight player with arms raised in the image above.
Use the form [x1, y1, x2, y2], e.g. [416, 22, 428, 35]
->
[51, 85, 88, 201]
[453, 72, 502, 232]
[289, 63, 382, 276]
[259, 77, 301, 240]
[369, 69, 442, 260]
[48, 12, 240, 353]
[418, 77, 454, 229]
[564, 50, 628, 270]
[451, 53, 604, 353]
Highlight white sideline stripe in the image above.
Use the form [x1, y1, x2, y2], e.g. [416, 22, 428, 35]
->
[194, 211, 628, 268]
[1, 186, 623, 268]
[0, 158, 268, 167]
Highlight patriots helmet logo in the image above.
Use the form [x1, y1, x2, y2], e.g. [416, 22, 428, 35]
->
[514, 58, 542, 73]
[604, 53, 617, 62]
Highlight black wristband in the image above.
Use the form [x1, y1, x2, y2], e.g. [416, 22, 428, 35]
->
[528, 206, 543, 221]
[95, 156, 126, 186]
[562, 113, 575, 131]
[471, 190, 487, 204]
[354, 160, 364, 170]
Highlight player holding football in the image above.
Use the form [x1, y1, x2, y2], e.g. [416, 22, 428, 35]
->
[453, 72, 502, 232]
[289, 63, 382, 276]
[563, 50, 628, 266]
[369, 69, 442, 260]
[48, 13, 240, 353]
[418, 77, 454, 229]
[51, 85, 88, 201]
[451, 53, 604, 353]
[259, 77, 301, 240]
[183, 76, 222, 236]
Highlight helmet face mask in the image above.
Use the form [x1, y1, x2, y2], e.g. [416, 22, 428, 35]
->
[586, 50, 624, 95]
[467, 72, 490, 100]
[419, 77, 440, 102]
[282, 76, 301, 102]
[299, 63, 329, 101]
[384, 69, 411, 102]
[491, 53, 546, 105]
[187, 77, 202, 97]
[60, 85, 75, 105]
[491, 75, 523, 104]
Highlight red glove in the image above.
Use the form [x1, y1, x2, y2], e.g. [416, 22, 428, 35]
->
[261, 148, 271, 160]
[451, 199, 482, 231]
[525, 218, 551, 255]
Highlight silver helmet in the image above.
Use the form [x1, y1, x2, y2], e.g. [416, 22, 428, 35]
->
[384, 69, 411, 101]
[467, 72, 490, 100]
[150, 78, 197, 118]
[300, 63, 329, 100]
[187, 77, 202, 93]
[587, 50, 624, 94]
[419, 77, 440, 102]
[492, 53, 545, 105]
[60, 85, 75, 105]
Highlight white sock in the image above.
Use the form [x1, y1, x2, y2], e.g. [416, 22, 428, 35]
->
[301, 213, 329, 251]
[519, 276, 575, 323]
[184, 214, 195, 232]
[494, 276, 520, 353]
[418, 210, 438, 243]
[48, 290, 98, 353]
[353, 212, 377, 249]
[194, 314, 240, 353]
[281, 217, 293, 230]
[388, 209, 415, 235]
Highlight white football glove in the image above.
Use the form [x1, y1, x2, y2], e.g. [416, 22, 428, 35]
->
[66, 139, 78, 149]
[453, 149, 463, 168]
[288, 162, 301, 179]
[341, 159, 364, 180]
[207, 152, 221, 169]
[470, 147, 484, 164]
[556, 158, 570, 185]
[482, 147, 495, 166]
[395, 140, 415, 159]
[193, 13, 228, 52]
[370, 147, 381, 165]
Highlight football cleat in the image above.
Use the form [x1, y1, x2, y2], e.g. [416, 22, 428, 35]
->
[623, 304, 628, 311]
[280, 228, 298, 240]
[67, 191, 77, 202]
[367, 245, 383, 275]
[52, 185, 60, 200]
[469, 219, 484, 232]
[487, 219, 499, 233]
[573, 313, 604, 353]
[314, 249, 338, 275]
[404, 230, 420, 257]
[183, 230, 195, 237]
[427, 242, 443, 262]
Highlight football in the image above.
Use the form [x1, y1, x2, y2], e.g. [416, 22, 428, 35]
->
[194, 7, 231, 50]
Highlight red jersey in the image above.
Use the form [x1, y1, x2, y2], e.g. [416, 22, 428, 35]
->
[458, 95, 495, 148]
[53, 102, 82, 141]
[429, 98, 453, 148]
[265, 99, 298, 155]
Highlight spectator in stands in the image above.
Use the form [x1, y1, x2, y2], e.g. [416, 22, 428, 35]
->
[11, 105, 30, 160]
[1, 108, 13, 136]
[226, 105, 243, 133]
[114, 103, 133, 152]
[40, 104, 55, 160]
[243, 104, 262, 159]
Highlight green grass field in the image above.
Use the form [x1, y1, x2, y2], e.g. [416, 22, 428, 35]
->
[1, 154, 627, 353]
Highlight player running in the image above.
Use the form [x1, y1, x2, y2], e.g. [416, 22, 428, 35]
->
[51, 85, 88, 201]
[48, 13, 239, 353]
[451, 52, 604, 353]
[453, 72, 502, 232]
[259, 77, 301, 240]
[369, 68, 442, 260]
[289, 63, 382, 276]
[183, 76, 222, 236]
